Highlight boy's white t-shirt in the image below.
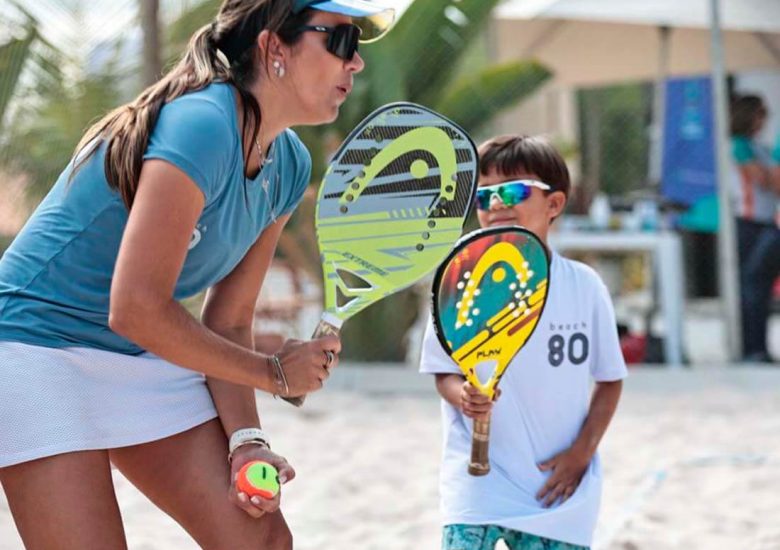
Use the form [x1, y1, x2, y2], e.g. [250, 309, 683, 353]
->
[420, 253, 628, 547]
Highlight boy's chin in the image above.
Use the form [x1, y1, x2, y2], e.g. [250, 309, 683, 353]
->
[487, 219, 521, 228]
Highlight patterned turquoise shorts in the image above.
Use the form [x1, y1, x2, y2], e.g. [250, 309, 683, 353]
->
[442, 524, 589, 550]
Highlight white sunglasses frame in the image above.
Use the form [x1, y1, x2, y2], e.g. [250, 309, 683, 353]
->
[476, 179, 552, 210]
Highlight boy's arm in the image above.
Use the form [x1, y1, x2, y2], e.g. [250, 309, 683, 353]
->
[435, 373, 497, 420]
[536, 379, 622, 507]
[423, 320, 497, 419]
[570, 379, 623, 460]
[435, 373, 464, 408]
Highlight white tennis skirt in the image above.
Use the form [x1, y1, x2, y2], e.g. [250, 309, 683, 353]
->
[0, 341, 218, 468]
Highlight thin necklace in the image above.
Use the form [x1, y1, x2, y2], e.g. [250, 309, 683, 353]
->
[255, 136, 277, 223]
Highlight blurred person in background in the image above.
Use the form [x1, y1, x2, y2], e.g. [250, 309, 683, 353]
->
[730, 94, 780, 364]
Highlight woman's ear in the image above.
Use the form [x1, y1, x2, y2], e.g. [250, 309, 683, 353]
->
[257, 30, 285, 75]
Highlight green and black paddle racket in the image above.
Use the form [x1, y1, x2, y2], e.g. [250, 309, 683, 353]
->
[283, 103, 478, 406]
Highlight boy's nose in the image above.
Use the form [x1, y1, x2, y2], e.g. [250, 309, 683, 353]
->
[489, 194, 506, 211]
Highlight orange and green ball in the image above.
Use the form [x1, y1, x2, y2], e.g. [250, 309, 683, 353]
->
[237, 461, 280, 500]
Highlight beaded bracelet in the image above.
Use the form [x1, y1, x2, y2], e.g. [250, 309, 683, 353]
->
[227, 439, 270, 464]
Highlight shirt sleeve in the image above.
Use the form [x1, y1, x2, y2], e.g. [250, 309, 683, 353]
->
[278, 130, 313, 217]
[419, 316, 461, 375]
[144, 96, 235, 204]
[589, 276, 629, 382]
[731, 136, 755, 165]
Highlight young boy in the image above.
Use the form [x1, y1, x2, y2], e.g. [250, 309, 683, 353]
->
[420, 135, 627, 550]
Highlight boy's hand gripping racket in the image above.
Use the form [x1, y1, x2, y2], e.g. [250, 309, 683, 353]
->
[431, 227, 550, 475]
[283, 103, 478, 406]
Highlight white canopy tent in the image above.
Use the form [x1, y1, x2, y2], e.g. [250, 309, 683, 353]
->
[494, 0, 780, 361]
[494, 1, 780, 87]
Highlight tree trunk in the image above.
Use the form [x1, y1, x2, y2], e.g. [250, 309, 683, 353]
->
[140, 0, 162, 87]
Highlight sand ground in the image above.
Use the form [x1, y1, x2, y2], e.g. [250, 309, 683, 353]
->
[1, 365, 779, 550]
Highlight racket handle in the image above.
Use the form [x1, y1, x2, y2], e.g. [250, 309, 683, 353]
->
[468, 415, 491, 476]
[280, 395, 306, 407]
[280, 314, 343, 407]
[311, 315, 342, 338]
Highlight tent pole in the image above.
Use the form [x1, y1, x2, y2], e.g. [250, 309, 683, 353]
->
[650, 25, 671, 187]
[710, 0, 742, 361]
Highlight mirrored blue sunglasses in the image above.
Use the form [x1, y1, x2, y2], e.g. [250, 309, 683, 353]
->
[475, 180, 552, 211]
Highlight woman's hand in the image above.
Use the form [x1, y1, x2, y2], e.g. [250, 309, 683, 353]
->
[272, 336, 341, 396]
[228, 445, 295, 518]
[459, 382, 501, 421]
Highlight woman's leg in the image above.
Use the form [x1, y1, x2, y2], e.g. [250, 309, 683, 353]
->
[0, 451, 127, 550]
[109, 418, 292, 550]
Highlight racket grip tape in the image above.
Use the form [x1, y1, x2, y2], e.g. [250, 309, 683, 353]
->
[468, 415, 491, 476]
[280, 316, 342, 407]
[311, 315, 342, 338]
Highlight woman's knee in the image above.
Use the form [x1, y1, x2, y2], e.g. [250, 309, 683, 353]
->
[202, 511, 292, 550]
[254, 511, 292, 550]
[265, 517, 293, 550]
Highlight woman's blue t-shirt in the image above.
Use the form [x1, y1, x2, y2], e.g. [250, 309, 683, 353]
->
[0, 82, 311, 355]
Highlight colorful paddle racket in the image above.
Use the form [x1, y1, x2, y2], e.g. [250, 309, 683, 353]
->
[431, 226, 550, 475]
[282, 102, 478, 406]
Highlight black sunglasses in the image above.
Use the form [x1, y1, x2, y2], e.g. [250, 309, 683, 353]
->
[298, 23, 362, 61]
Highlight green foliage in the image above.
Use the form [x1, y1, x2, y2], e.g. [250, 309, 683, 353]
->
[578, 83, 652, 197]
[166, 0, 220, 65]
[396, 0, 503, 104]
[0, 23, 36, 134]
[435, 61, 552, 134]
[1, 46, 124, 201]
[0, 1, 126, 202]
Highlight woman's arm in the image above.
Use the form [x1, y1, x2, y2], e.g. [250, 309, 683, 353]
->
[110, 160, 336, 394]
[200, 214, 289, 437]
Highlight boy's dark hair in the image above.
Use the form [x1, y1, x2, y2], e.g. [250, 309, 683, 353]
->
[478, 135, 571, 198]
[730, 94, 767, 137]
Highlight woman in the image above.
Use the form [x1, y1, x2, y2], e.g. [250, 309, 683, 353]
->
[0, 0, 394, 548]
[730, 94, 780, 363]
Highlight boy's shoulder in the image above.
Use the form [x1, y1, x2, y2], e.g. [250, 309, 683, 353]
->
[552, 253, 608, 291]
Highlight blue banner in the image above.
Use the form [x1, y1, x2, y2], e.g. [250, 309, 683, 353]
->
[661, 77, 716, 206]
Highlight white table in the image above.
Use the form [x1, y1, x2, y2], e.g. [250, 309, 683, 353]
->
[549, 230, 685, 366]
